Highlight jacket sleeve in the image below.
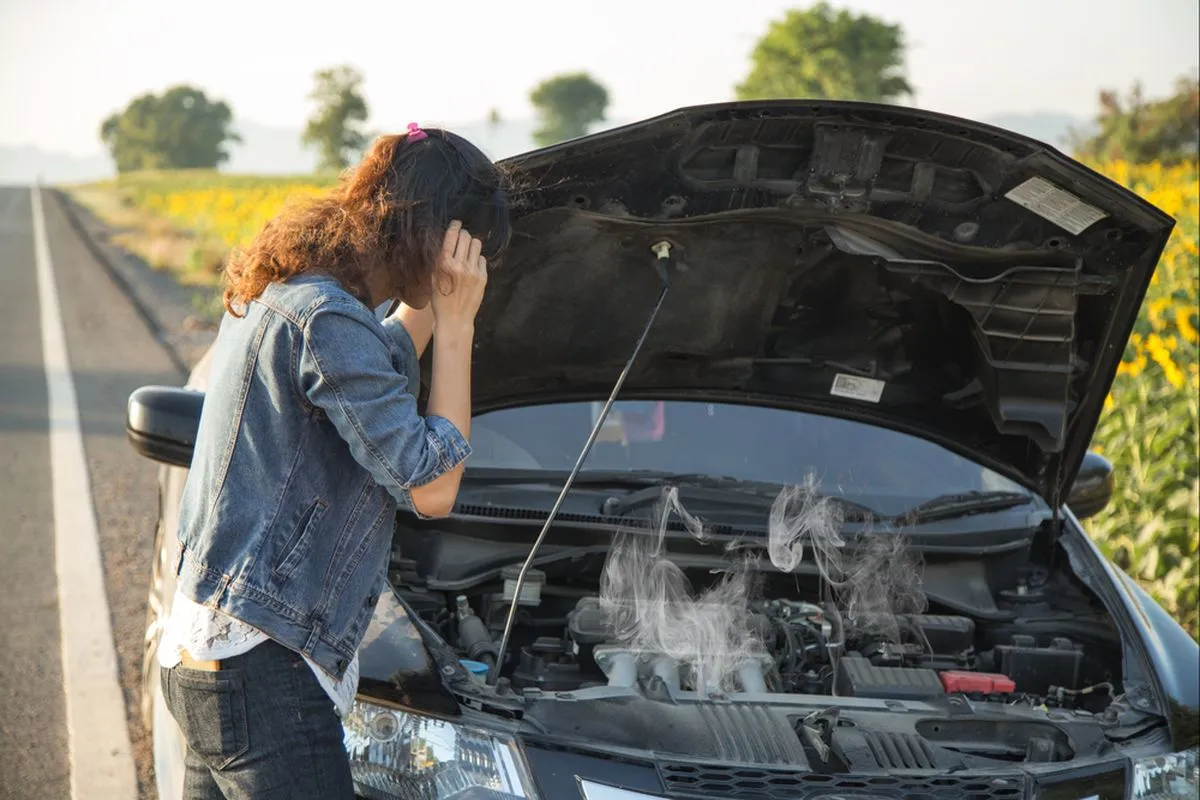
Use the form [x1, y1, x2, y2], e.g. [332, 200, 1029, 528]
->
[297, 303, 471, 515]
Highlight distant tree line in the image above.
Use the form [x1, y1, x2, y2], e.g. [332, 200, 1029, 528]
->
[301, 66, 371, 171]
[98, 4, 1197, 173]
[1070, 74, 1199, 165]
[99, 67, 374, 174]
[735, 2, 911, 103]
[100, 86, 239, 172]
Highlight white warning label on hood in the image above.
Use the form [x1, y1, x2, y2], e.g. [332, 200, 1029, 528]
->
[1004, 176, 1109, 235]
[831, 373, 885, 403]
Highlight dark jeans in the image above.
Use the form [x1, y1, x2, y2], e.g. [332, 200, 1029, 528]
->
[161, 639, 354, 799]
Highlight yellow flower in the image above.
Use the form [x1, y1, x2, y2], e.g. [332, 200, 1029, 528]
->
[1178, 307, 1199, 345]
[1147, 298, 1173, 331]
[1117, 355, 1147, 378]
[1146, 333, 1167, 357]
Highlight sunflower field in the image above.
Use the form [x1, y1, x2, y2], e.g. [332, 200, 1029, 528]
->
[122, 172, 336, 254]
[1084, 160, 1199, 639]
[70, 171, 337, 294]
[69, 160, 1200, 637]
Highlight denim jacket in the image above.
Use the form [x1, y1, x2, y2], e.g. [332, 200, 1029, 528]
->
[174, 274, 470, 680]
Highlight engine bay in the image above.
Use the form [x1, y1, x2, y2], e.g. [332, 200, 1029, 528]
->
[391, 513, 1124, 717]
[323, 455, 1200, 798]
[403, 589, 1117, 708]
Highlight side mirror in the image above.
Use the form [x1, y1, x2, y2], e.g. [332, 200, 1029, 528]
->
[126, 386, 204, 468]
[1067, 451, 1115, 520]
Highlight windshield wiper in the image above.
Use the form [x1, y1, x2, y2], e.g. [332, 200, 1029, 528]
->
[895, 490, 1035, 525]
[464, 467, 784, 496]
[465, 469, 1033, 526]
[463, 468, 879, 522]
[461, 467, 727, 487]
[598, 477, 880, 523]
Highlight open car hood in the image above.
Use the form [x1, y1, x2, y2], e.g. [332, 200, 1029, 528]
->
[443, 101, 1174, 505]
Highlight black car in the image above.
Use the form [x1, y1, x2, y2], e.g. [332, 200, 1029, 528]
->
[128, 101, 1199, 800]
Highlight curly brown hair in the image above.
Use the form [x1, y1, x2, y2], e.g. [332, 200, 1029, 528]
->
[222, 128, 511, 316]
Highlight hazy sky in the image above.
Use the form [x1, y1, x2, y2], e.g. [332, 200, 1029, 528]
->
[2, 0, 1197, 156]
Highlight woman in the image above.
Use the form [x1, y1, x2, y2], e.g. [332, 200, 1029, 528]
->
[157, 124, 511, 799]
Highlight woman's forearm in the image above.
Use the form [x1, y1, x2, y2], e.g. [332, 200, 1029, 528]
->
[395, 303, 435, 358]
[425, 324, 473, 439]
[407, 322, 474, 516]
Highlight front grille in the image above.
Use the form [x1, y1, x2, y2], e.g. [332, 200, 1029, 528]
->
[658, 762, 1027, 800]
[696, 704, 807, 764]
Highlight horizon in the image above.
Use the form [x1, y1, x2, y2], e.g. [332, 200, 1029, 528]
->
[0, 108, 1098, 185]
[3, 0, 1197, 155]
[3, 106, 1095, 156]
[1, 0, 1195, 183]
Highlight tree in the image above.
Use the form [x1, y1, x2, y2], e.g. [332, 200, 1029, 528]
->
[735, 3, 912, 103]
[100, 86, 239, 173]
[530, 72, 609, 147]
[302, 65, 370, 171]
[1070, 73, 1199, 165]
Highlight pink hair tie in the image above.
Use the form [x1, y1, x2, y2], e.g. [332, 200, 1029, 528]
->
[406, 122, 428, 142]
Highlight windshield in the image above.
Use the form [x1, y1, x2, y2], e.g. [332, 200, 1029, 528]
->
[466, 400, 1037, 517]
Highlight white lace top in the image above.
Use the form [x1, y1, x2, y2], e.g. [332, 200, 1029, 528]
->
[158, 589, 359, 718]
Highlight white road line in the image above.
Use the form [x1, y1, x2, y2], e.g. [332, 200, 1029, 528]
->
[32, 186, 138, 800]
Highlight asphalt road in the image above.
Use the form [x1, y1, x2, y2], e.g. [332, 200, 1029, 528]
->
[1, 186, 184, 799]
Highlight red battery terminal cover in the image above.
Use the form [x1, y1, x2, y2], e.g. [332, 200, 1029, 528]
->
[939, 671, 1016, 695]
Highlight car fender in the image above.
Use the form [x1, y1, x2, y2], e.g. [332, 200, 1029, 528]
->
[1060, 510, 1199, 750]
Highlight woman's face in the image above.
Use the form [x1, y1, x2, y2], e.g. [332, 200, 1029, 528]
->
[367, 259, 433, 310]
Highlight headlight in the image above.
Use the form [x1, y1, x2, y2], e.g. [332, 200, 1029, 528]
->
[1131, 747, 1199, 799]
[342, 700, 541, 800]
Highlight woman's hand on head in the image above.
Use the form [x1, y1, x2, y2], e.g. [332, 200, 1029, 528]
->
[412, 222, 485, 518]
[431, 221, 488, 330]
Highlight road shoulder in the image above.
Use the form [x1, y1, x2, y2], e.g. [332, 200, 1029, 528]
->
[42, 187, 188, 800]
[55, 190, 216, 371]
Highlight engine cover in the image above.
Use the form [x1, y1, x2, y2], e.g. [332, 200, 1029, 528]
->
[836, 654, 945, 700]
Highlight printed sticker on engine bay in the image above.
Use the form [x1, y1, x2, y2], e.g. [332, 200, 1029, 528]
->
[830, 373, 885, 403]
[1004, 176, 1108, 235]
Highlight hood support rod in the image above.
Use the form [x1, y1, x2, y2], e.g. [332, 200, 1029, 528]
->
[488, 241, 674, 685]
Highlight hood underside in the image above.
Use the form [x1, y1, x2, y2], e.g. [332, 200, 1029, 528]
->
[429, 101, 1175, 503]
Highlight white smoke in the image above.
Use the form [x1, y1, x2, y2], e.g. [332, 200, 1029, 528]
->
[838, 531, 927, 642]
[597, 478, 928, 696]
[767, 476, 846, 578]
[599, 487, 765, 694]
[767, 479, 927, 644]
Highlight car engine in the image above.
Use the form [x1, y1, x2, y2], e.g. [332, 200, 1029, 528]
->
[395, 561, 1114, 713]
[392, 482, 1123, 717]
[539, 597, 1086, 702]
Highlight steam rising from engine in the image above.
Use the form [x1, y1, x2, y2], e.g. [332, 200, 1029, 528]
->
[837, 530, 928, 642]
[598, 478, 928, 694]
[767, 478, 927, 644]
[599, 488, 765, 694]
[767, 477, 846, 577]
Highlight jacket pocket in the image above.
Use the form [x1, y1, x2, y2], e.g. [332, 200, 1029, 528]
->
[271, 498, 328, 584]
